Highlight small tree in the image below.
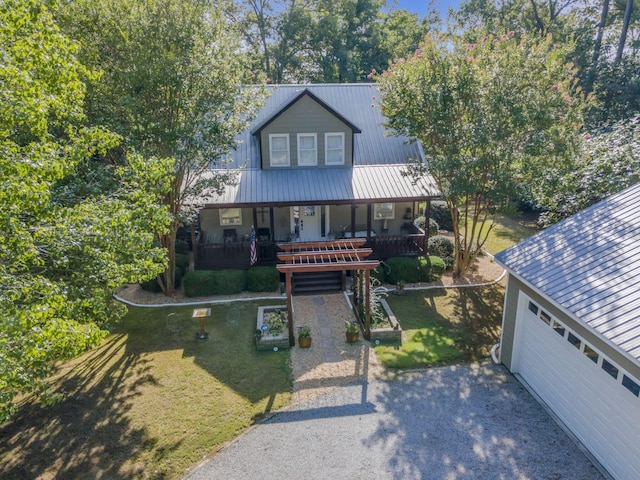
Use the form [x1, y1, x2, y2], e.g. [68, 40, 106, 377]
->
[378, 32, 587, 276]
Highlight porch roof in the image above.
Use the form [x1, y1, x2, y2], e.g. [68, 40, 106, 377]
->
[199, 164, 440, 207]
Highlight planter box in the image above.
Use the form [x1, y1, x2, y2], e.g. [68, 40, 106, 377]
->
[255, 305, 290, 351]
[369, 299, 402, 345]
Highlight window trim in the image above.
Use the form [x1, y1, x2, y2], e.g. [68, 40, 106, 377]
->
[269, 133, 290, 167]
[374, 203, 395, 220]
[297, 133, 318, 166]
[219, 208, 242, 226]
[325, 132, 345, 165]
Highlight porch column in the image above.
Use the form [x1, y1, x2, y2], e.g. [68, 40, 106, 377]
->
[424, 199, 432, 255]
[252, 208, 258, 230]
[269, 207, 275, 241]
[366, 204, 372, 241]
[350, 204, 356, 238]
[286, 271, 294, 347]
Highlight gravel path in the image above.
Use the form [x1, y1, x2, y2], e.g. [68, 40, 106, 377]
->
[184, 363, 603, 480]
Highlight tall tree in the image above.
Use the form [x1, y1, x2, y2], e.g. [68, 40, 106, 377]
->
[378, 33, 587, 276]
[0, 0, 170, 421]
[58, 0, 265, 294]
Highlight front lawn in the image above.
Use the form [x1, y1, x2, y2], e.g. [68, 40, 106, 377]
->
[0, 300, 291, 480]
[377, 286, 505, 369]
[481, 211, 540, 254]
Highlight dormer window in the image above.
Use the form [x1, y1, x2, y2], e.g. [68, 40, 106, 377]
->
[269, 134, 290, 167]
[297, 133, 317, 166]
[325, 133, 345, 165]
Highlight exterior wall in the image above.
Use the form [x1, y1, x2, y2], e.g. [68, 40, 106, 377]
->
[198, 207, 252, 242]
[260, 95, 353, 169]
[501, 274, 640, 380]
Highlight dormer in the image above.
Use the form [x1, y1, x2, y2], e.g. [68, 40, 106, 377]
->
[251, 89, 361, 169]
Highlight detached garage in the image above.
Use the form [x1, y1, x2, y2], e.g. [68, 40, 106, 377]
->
[495, 183, 640, 480]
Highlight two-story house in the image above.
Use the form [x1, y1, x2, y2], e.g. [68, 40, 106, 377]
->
[194, 84, 440, 270]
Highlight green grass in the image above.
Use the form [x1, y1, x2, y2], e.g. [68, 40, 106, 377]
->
[0, 300, 291, 480]
[377, 286, 504, 369]
[481, 211, 540, 255]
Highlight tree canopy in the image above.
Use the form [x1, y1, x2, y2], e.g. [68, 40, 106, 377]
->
[0, 0, 171, 421]
[378, 32, 587, 275]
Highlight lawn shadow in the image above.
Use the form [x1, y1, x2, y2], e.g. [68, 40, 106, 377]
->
[0, 335, 155, 479]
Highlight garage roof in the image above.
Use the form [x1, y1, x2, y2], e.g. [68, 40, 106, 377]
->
[495, 182, 640, 361]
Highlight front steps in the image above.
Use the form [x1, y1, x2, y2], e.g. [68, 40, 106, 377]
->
[292, 270, 343, 295]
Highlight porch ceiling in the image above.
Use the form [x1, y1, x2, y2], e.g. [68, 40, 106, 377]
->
[197, 164, 440, 208]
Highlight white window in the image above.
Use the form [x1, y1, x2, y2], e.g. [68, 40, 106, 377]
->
[297, 134, 317, 166]
[269, 134, 290, 167]
[374, 203, 395, 220]
[219, 208, 242, 226]
[325, 133, 345, 165]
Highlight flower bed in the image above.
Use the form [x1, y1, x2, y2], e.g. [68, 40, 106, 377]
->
[255, 305, 290, 351]
[368, 299, 402, 345]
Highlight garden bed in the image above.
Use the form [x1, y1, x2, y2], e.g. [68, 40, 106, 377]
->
[368, 298, 402, 345]
[255, 305, 290, 351]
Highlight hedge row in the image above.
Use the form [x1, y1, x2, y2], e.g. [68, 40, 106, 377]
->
[182, 266, 280, 297]
[377, 256, 446, 285]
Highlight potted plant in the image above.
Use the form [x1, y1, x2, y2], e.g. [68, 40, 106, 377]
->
[298, 326, 312, 348]
[346, 322, 360, 344]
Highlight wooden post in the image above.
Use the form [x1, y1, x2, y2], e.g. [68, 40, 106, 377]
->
[365, 269, 371, 340]
[269, 207, 275, 241]
[286, 271, 294, 347]
[351, 204, 356, 238]
[341, 269, 346, 291]
[366, 203, 372, 241]
[253, 208, 258, 231]
[424, 199, 432, 255]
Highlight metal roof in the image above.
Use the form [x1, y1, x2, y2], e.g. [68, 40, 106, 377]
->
[495, 182, 640, 362]
[200, 164, 440, 206]
[227, 83, 424, 168]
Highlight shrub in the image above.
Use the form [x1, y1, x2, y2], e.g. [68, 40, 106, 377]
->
[428, 235, 455, 268]
[183, 270, 216, 297]
[211, 270, 246, 295]
[385, 256, 446, 284]
[246, 266, 280, 292]
[140, 266, 184, 293]
[175, 253, 189, 273]
[419, 256, 445, 280]
[414, 216, 439, 235]
[431, 201, 453, 231]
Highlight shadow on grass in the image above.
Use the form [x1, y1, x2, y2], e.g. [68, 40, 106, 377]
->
[0, 299, 291, 480]
[0, 335, 154, 479]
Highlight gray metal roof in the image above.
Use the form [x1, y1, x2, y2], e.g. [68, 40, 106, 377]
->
[200, 164, 439, 206]
[227, 84, 424, 168]
[495, 182, 640, 362]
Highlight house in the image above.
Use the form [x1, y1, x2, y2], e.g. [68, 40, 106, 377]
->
[193, 84, 440, 271]
[495, 183, 640, 480]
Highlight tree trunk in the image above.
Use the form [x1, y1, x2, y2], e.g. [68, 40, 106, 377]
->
[616, 0, 634, 62]
[586, 0, 610, 93]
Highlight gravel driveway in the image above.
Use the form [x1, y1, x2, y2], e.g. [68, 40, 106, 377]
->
[184, 363, 603, 480]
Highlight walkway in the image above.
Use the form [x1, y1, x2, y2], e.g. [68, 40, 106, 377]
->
[289, 294, 384, 404]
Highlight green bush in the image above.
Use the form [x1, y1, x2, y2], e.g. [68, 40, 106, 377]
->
[183, 270, 216, 297]
[140, 266, 184, 293]
[420, 256, 445, 280]
[431, 201, 453, 231]
[414, 216, 439, 235]
[175, 253, 189, 273]
[428, 235, 455, 268]
[246, 266, 280, 292]
[212, 270, 246, 295]
[384, 256, 444, 284]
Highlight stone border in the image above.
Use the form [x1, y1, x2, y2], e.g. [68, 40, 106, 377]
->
[255, 305, 290, 351]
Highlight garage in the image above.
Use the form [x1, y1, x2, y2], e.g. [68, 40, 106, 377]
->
[496, 183, 640, 480]
[511, 292, 640, 480]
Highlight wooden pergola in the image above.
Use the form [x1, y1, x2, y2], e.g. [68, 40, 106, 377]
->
[276, 239, 380, 346]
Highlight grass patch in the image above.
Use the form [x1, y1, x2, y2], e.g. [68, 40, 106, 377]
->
[0, 300, 291, 480]
[378, 286, 504, 369]
[482, 211, 540, 255]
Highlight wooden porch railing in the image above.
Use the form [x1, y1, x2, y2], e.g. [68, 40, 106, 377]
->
[194, 226, 428, 270]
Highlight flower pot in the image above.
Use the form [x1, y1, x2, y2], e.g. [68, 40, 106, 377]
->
[346, 331, 359, 344]
[298, 336, 312, 348]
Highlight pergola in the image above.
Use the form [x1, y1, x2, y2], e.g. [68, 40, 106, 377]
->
[276, 239, 380, 346]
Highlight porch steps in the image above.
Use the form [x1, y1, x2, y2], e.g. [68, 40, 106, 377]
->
[292, 271, 343, 295]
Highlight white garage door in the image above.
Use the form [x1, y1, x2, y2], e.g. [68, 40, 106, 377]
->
[513, 293, 640, 480]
